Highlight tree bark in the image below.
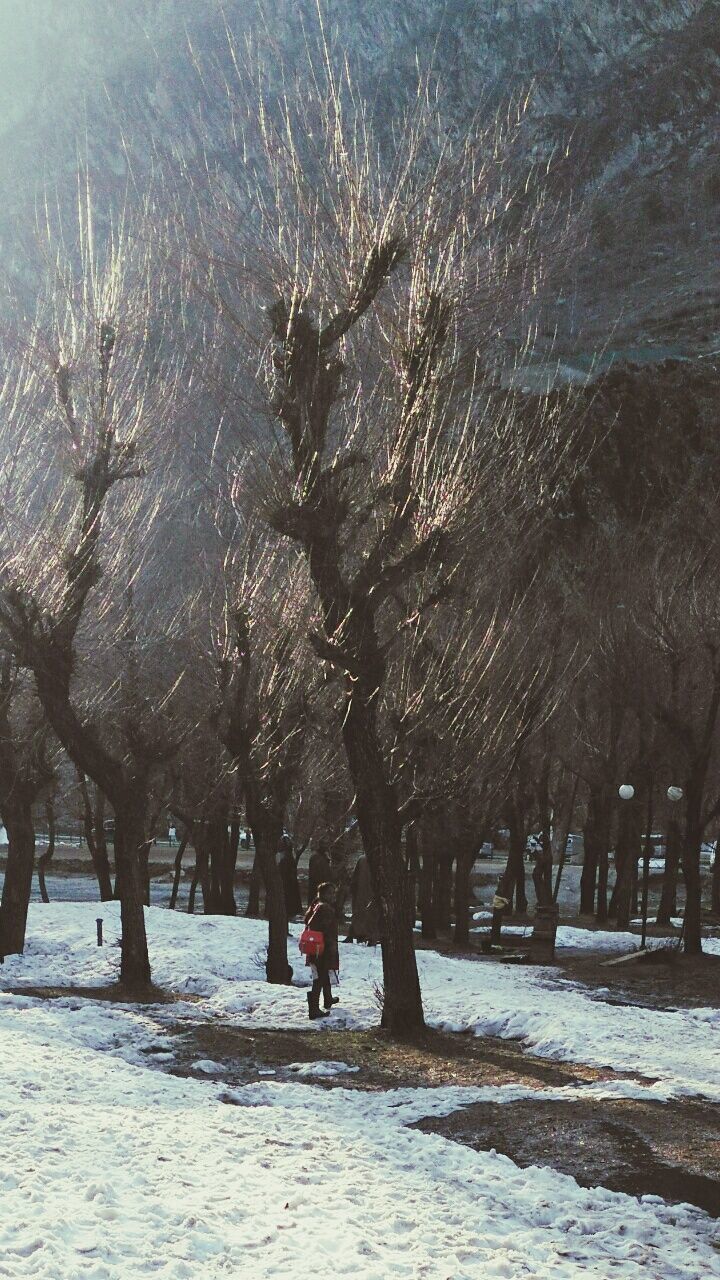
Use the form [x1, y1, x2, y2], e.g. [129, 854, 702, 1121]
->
[405, 823, 420, 925]
[504, 798, 528, 915]
[169, 832, 190, 910]
[37, 796, 56, 904]
[681, 779, 704, 955]
[419, 821, 437, 940]
[432, 846, 453, 932]
[580, 805, 599, 915]
[595, 789, 612, 924]
[711, 840, 720, 917]
[611, 797, 641, 929]
[113, 790, 151, 986]
[657, 818, 682, 924]
[553, 774, 580, 904]
[77, 771, 113, 900]
[248, 807, 290, 984]
[341, 688, 424, 1032]
[0, 796, 35, 955]
[245, 851, 262, 917]
[453, 837, 480, 947]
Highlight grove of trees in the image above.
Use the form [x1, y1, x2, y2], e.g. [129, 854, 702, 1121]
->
[0, 41, 717, 1030]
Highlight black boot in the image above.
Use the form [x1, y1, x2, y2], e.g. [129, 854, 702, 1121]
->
[307, 992, 329, 1020]
[323, 997, 340, 1010]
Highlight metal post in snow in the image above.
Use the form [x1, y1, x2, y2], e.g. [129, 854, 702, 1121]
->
[96, 918, 103, 947]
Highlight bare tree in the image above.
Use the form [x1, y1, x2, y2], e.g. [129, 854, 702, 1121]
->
[183, 37, 577, 1028]
[213, 539, 313, 983]
[0, 657, 55, 953]
[0, 206, 183, 984]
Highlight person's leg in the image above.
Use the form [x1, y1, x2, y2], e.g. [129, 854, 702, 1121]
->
[321, 965, 338, 1009]
[307, 973, 329, 1019]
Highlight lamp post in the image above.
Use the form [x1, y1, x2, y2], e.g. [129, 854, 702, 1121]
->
[620, 782, 682, 949]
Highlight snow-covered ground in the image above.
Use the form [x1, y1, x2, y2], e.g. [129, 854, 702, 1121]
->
[1, 988, 718, 1279]
[2, 902, 720, 1100]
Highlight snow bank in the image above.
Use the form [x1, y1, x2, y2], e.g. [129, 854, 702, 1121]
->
[0, 993, 717, 1279]
[3, 902, 720, 1100]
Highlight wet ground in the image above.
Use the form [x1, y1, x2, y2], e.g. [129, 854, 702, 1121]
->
[415, 1096, 720, 1218]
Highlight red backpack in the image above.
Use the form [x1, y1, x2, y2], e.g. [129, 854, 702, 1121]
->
[299, 905, 325, 958]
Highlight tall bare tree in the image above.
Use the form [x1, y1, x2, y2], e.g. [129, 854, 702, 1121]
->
[0, 207, 183, 984]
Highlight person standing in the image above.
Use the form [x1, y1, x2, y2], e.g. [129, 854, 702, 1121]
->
[303, 882, 340, 1019]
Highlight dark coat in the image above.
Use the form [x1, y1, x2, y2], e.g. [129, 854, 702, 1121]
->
[304, 899, 339, 970]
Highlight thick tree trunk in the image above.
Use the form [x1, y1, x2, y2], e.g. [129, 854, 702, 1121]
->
[113, 791, 151, 987]
[341, 691, 424, 1033]
[657, 818, 682, 924]
[248, 809, 291, 984]
[0, 798, 35, 955]
[37, 796, 56, 904]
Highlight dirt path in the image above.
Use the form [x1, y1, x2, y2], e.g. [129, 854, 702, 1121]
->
[415, 1096, 720, 1218]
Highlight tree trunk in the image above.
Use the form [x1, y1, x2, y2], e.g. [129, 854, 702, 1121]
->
[657, 818, 682, 924]
[419, 821, 437, 940]
[453, 838, 479, 947]
[553, 774, 580, 904]
[205, 815, 237, 915]
[595, 790, 612, 924]
[405, 822, 420, 924]
[245, 850, 262, 917]
[341, 690, 424, 1033]
[432, 847, 453, 931]
[681, 780, 704, 955]
[580, 807, 599, 915]
[169, 832, 190, 910]
[504, 800, 528, 915]
[37, 795, 57, 904]
[113, 790, 151, 986]
[611, 798, 641, 929]
[77, 772, 113, 901]
[0, 796, 35, 955]
[710, 840, 720, 916]
[248, 809, 291, 984]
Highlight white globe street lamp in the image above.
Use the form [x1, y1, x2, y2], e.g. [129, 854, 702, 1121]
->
[618, 784, 635, 801]
[667, 786, 683, 803]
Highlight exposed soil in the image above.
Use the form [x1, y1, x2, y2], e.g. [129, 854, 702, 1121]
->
[415, 1096, 720, 1218]
[167, 1021, 618, 1093]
